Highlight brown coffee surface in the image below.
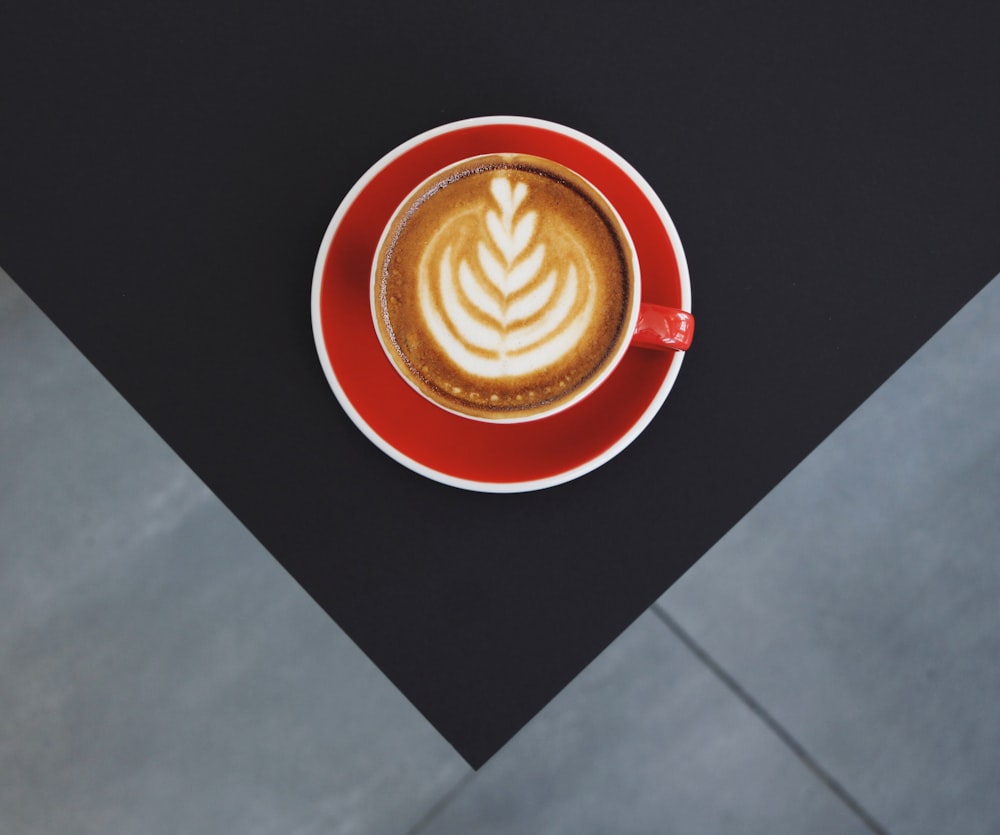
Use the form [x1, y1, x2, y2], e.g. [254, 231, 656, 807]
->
[374, 154, 634, 420]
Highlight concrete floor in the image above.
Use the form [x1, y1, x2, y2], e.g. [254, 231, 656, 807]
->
[2, 266, 998, 834]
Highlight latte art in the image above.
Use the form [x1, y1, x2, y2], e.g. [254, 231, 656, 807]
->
[417, 176, 597, 378]
[375, 155, 635, 420]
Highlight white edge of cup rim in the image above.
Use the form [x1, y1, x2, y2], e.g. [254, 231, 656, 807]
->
[368, 152, 644, 426]
[310, 115, 691, 493]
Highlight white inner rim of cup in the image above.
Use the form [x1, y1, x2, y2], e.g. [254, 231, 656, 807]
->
[369, 153, 643, 424]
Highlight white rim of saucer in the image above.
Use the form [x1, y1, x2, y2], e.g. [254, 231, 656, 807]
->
[310, 115, 692, 493]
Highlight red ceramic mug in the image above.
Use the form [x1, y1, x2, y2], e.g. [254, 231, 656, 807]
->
[369, 149, 693, 424]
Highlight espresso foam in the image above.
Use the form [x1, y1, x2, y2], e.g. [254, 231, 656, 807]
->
[376, 155, 633, 420]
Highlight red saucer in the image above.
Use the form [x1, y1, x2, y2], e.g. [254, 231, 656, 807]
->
[311, 117, 690, 492]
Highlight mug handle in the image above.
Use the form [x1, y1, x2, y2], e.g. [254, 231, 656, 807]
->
[632, 303, 695, 352]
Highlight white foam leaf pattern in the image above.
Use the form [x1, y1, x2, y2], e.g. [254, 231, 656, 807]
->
[417, 174, 596, 379]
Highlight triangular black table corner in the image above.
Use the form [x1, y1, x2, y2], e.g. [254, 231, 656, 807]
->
[2, 1, 999, 768]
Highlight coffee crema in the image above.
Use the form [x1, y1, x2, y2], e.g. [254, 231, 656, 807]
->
[373, 154, 635, 420]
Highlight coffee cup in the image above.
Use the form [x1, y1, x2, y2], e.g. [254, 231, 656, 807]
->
[371, 152, 693, 423]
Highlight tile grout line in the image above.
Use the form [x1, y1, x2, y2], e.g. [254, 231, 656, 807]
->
[402, 771, 476, 835]
[650, 603, 893, 835]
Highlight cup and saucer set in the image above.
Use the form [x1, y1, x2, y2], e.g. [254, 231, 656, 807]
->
[311, 116, 693, 492]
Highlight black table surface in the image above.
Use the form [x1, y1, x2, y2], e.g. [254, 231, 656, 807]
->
[2, 1, 998, 767]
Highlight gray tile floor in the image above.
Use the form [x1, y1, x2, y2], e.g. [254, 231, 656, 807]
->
[1, 266, 998, 834]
